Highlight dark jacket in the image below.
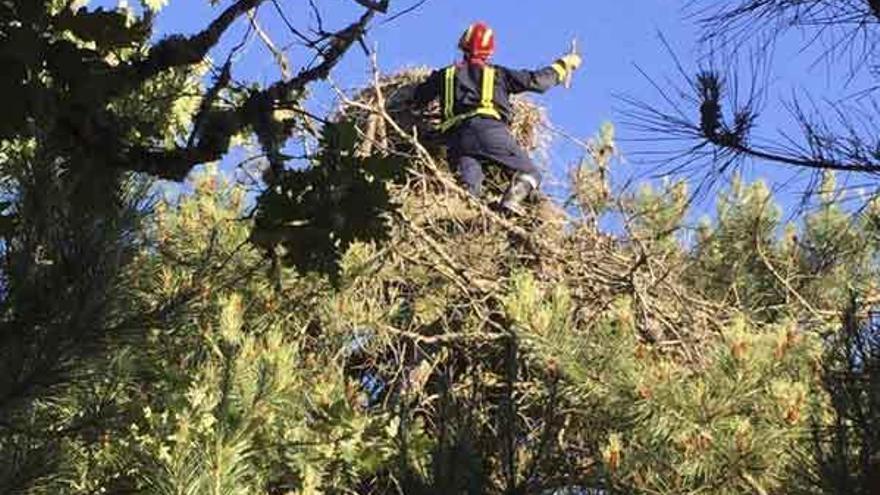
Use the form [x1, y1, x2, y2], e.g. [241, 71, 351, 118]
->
[412, 62, 565, 125]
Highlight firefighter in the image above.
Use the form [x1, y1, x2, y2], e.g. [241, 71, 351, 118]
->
[412, 21, 582, 213]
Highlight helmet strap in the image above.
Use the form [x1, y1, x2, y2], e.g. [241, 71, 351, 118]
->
[464, 53, 490, 66]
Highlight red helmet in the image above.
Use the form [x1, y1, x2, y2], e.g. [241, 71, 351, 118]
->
[459, 22, 495, 59]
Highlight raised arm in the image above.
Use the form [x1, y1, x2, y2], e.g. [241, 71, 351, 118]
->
[503, 54, 582, 94]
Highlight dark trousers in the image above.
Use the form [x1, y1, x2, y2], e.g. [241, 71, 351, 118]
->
[446, 117, 541, 197]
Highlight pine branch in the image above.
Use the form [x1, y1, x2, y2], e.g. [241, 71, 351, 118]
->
[115, 0, 266, 95]
[81, 9, 379, 181]
[706, 136, 880, 174]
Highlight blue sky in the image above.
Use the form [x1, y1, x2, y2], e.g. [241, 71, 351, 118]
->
[145, 0, 703, 173]
[96, 0, 875, 218]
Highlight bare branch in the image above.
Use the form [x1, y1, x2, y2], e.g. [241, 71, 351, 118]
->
[112, 8, 379, 181]
[123, 0, 266, 89]
[619, 42, 880, 204]
[264, 9, 376, 103]
[352, 0, 390, 13]
[689, 0, 880, 76]
[247, 8, 292, 80]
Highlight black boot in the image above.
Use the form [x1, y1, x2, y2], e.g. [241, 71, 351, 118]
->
[500, 174, 538, 215]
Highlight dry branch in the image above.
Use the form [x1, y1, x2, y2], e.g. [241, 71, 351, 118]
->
[332, 60, 747, 362]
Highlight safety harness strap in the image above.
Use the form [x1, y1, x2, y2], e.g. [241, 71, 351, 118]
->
[440, 65, 502, 133]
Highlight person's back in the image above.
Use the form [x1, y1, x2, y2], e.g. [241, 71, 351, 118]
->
[412, 22, 582, 213]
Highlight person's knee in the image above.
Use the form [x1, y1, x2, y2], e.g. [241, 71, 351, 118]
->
[458, 157, 484, 196]
[519, 171, 540, 189]
[516, 161, 541, 189]
[501, 150, 541, 188]
[522, 167, 543, 189]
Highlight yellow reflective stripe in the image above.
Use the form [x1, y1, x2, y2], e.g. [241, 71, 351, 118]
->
[551, 62, 567, 83]
[471, 107, 501, 119]
[481, 66, 495, 109]
[444, 66, 456, 122]
[439, 65, 501, 132]
[439, 108, 501, 132]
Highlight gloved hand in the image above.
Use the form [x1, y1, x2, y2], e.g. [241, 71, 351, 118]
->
[560, 53, 582, 71]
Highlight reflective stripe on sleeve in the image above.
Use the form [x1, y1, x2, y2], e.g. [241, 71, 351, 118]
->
[551, 62, 567, 83]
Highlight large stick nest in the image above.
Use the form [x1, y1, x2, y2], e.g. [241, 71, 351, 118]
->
[324, 67, 816, 491]
[338, 67, 551, 159]
[332, 68, 734, 365]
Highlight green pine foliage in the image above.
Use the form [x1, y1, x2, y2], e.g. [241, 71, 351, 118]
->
[504, 272, 822, 494]
[688, 176, 785, 319]
[108, 171, 402, 493]
[2, 2, 878, 494]
[5, 124, 878, 494]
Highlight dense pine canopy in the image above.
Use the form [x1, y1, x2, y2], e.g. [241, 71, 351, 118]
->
[0, 1, 877, 494]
